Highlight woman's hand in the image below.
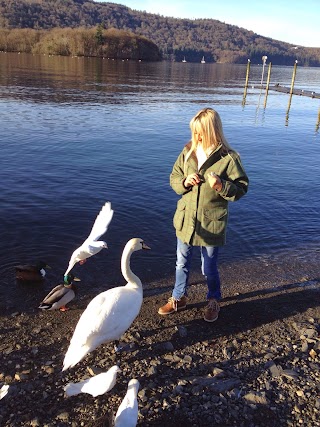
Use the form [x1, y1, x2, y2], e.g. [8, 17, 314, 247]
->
[184, 173, 202, 188]
[208, 172, 223, 191]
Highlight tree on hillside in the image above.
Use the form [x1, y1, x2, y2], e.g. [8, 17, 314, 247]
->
[0, 0, 319, 65]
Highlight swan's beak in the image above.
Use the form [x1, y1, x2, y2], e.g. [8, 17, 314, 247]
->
[142, 242, 151, 250]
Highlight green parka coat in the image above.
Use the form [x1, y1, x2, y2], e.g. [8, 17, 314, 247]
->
[170, 142, 249, 247]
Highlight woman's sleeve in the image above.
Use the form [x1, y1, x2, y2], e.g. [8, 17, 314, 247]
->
[170, 151, 191, 195]
[218, 154, 249, 201]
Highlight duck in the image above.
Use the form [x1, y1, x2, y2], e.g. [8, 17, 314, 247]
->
[64, 201, 114, 276]
[114, 379, 140, 427]
[15, 261, 51, 282]
[64, 365, 120, 397]
[38, 273, 81, 311]
[62, 238, 150, 371]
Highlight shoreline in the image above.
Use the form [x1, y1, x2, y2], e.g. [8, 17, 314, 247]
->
[0, 256, 320, 426]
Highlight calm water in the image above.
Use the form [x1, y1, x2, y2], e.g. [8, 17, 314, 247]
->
[1, 53, 320, 312]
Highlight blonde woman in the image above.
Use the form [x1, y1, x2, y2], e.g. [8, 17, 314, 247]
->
[158, 108, 249, 322]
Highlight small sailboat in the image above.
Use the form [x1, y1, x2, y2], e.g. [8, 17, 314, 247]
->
[201, 56, 205, 63]
[182, 56, 187, 63]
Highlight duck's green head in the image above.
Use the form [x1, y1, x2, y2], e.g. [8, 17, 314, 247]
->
[63, 273, 81, 285]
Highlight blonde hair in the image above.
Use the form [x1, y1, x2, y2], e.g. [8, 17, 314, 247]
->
[185, 108, 232, 164]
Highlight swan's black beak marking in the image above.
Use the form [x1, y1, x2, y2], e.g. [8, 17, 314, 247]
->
[142, 241, 151, 250]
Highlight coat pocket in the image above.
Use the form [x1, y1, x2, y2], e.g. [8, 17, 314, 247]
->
[173, 199, 186, 231]
[202, 205, 228, 236]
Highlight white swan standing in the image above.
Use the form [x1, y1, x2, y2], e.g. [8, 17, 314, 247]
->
[64, 365, 120, 397]
[114, 379, 140, 427]
[62, 238, 150, 371]
[64, 201, 114, 277]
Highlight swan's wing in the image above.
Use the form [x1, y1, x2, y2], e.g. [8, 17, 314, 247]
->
[69, 287, 142, 347]
[63, 290, 125, 370]
[85, 201, 114, 243]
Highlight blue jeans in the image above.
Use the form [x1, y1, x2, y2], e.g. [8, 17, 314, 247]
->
[172, 238, 221, 301]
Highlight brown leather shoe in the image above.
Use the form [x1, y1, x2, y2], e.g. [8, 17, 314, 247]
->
[204, 299, 220, 322]
[158, 296, 187, 315]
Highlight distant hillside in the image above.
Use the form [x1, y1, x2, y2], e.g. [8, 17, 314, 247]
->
[1, 0, 320, 65]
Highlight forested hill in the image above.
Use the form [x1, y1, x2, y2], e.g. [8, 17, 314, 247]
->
[1, 0, 320, 66]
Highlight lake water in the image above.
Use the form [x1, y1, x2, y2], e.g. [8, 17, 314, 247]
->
[1, 52, 320, 313]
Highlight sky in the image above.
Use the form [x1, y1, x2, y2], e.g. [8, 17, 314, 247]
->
[98, 0, 320, 48]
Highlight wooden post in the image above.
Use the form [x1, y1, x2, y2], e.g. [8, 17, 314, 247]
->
[265, 62, 272, 92]
[290, 60, 298, 95]
[263, 62, 272, 108]
[316, 108, 320, 133]
[242, 59, 251, 106]
[285, 93, 293, 127]
[244, 59, 251, 88]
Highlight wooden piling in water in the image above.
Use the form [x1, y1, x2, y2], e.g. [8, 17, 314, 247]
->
[316, 108, 320, 133]
[290, 60, 298, 95]
[263, 62, 272, 108]
[242, 58, 319, 101]
[266, 62, 272, 92]
[244, 59, 251, 88]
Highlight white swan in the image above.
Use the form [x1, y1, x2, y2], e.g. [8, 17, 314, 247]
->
[114, 379, 140, 427]
[62, 238, 150, 371]
[64, 365, 120, 397]
[64, 201, 114, 276]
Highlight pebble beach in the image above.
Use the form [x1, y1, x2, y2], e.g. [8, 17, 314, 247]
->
[0, 254, 320, 427]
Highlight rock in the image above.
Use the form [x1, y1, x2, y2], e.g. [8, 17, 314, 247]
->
[309, 349, 317, 359]
[243, 392, 268, 405]
[267, 361, 282, 377]
[209, 379, 241, 393]
[176, 325, 188, 337]
[56, 412, 69, 421]
[282, 369, 299, 380]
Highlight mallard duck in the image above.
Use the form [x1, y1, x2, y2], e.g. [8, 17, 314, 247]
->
[38, 273, 81, 311]
[64, 365, 121, 397]
[114, 379, 140, 427]
[15, 261, 51, 282]
[62, 238, 150, 371]
[64, 201, 114, 276]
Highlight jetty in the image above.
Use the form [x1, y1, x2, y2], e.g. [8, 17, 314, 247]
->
[243, 58, 320, 99]
[269, 84, 320, 99]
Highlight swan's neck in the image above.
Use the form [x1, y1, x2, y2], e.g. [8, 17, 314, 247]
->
[121, 247, 142, 289]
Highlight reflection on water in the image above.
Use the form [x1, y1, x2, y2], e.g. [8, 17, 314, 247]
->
[241, 61, 320, 129]
[0, 52, 247, 105]
[0, 52, 320, 313]
[316, 108, 320, 133]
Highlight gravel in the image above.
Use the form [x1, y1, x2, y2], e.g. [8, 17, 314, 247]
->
[0, 263, 320, 427]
